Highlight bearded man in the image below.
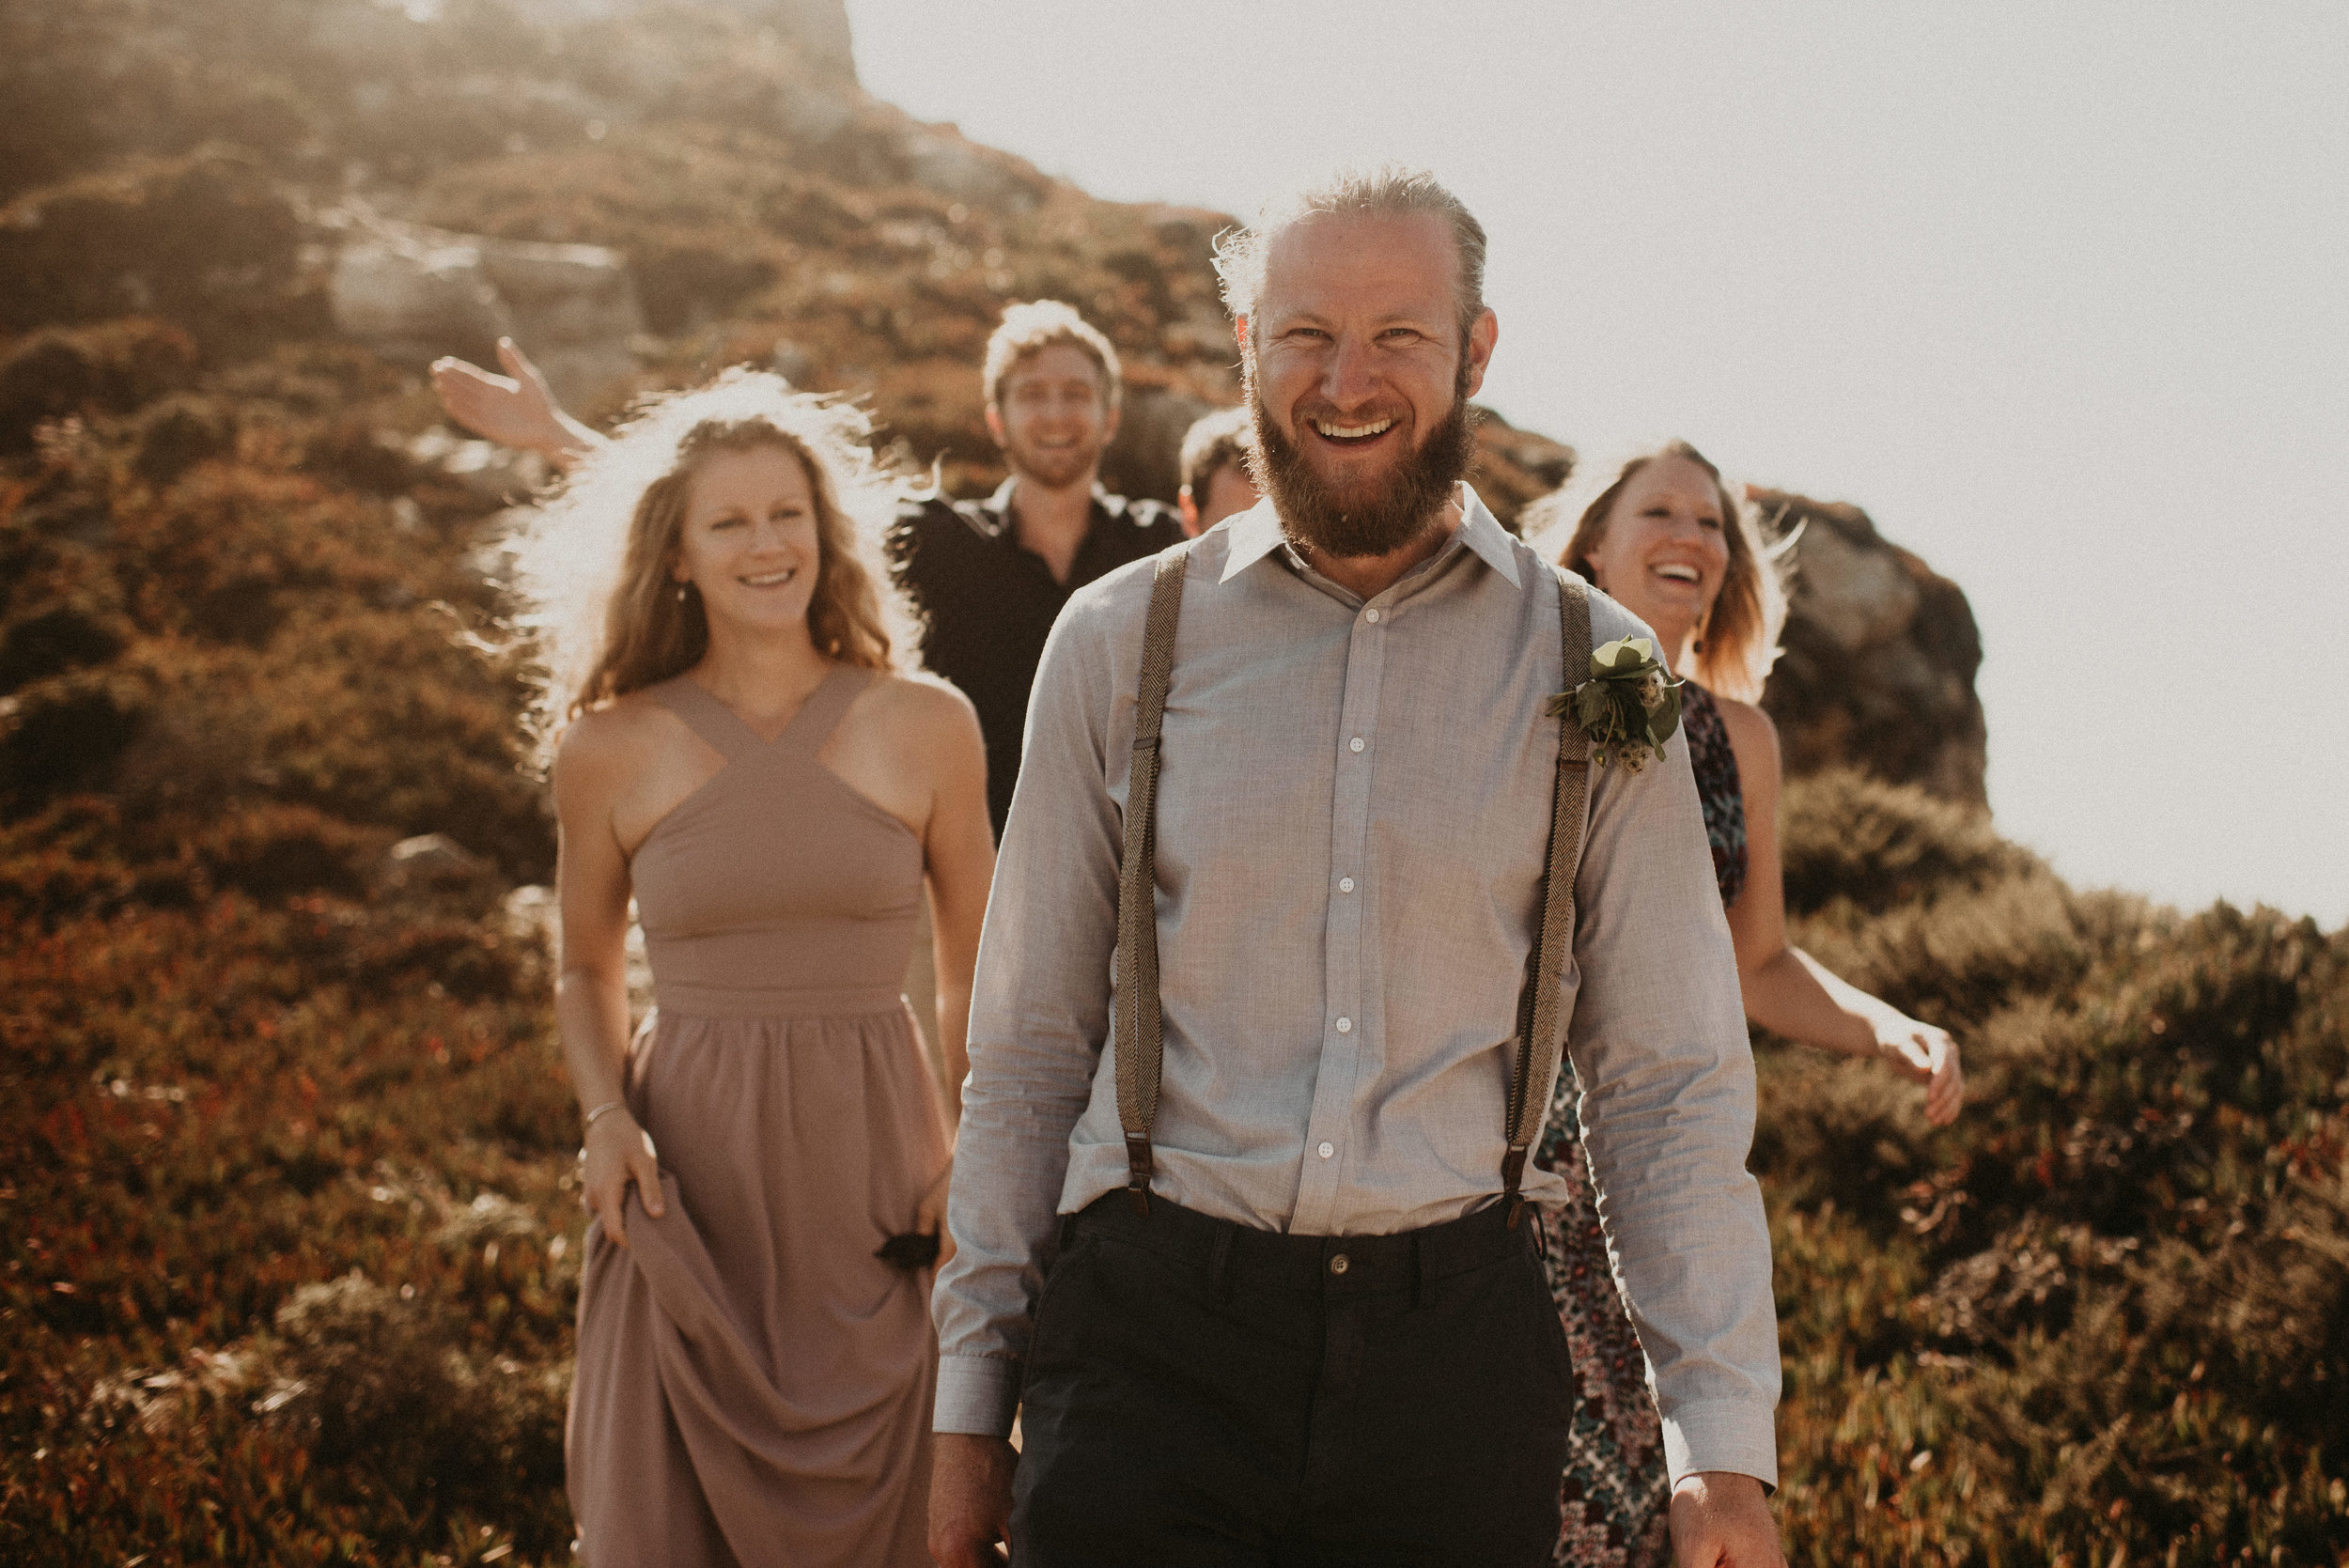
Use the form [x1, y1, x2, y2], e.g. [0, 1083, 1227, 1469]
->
[930, 168, 1785, 1567]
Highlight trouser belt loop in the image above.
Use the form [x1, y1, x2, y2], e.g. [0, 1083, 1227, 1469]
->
[1409, 1232, 1426, 1311]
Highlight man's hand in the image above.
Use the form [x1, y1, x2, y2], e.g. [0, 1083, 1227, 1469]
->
[428, 338, 599, 465]
[928, 1432, 1015, 1566]
[1670, 1471, 1785, 1568]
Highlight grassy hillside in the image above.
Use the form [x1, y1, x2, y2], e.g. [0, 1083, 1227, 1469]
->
[2, 2, 2343, 1564]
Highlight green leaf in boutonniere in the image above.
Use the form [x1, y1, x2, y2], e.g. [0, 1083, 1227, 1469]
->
[1543, 636, 1684, 771]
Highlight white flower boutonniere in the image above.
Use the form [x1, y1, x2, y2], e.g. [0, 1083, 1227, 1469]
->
[1545, 636, 1684, 772]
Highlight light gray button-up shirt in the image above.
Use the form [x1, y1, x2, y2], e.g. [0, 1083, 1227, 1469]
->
[933, 487, 1781, 1485]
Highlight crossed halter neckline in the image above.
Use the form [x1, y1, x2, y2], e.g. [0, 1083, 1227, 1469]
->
[654, 664, 869, 758]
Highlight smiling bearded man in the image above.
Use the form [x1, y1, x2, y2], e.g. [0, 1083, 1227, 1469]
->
[1246, 310, 1480, 561]
[929, 167, 1788, 1568]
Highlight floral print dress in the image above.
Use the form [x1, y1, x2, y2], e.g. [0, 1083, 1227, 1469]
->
[1532, 682, 1746, 1567]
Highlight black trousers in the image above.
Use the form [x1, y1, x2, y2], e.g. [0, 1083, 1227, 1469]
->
[1011, 1193, 1574, 1567]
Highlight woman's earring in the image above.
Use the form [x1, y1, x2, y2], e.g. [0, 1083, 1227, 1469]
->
[676, 582, 690, 603]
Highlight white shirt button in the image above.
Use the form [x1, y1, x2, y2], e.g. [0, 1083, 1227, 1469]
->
[1348, 737, 1365, 753]
[1363, 608, 1381, 624]
[1335, 1017, 1353, 1033]
[1317, 1141, 1334, 1159]
[1338, 877, 1355, 893]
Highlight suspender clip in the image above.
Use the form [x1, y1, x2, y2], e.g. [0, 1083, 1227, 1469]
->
[1501, 1144, 1530, 1230]
[1124, 1132, 1154, 1216]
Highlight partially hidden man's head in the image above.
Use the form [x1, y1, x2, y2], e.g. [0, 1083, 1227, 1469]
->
[1214, 167, 1497, 559]
[1176, 405, 1260, 536]
[982, 301, 1123, 490]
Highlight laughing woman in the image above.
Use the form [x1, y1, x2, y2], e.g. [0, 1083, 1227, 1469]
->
[516, 371, 992, 1566]
[1524, 442, 1964, 1568]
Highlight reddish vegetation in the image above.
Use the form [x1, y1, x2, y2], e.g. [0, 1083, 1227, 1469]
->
[2, 3, 2343, 1564]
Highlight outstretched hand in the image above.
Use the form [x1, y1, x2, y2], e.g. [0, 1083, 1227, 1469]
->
[429, 338, 596, 464]
[1875, 1015, 1965, 1126]
[1671, 1471, 1786, 1568]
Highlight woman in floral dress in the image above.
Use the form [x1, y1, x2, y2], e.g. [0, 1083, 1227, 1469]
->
[1527, 442, 1966, 1566]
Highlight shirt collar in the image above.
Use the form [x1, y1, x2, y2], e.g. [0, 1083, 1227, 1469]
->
[1218, 482, 1521, 589]
[984, 476, 1115, 531]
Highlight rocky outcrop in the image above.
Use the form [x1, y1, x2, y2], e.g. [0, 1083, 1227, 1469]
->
[328, 220, 644, 406]
[1470, 409, 1577, 531]
[1755, 487, 1987, 805]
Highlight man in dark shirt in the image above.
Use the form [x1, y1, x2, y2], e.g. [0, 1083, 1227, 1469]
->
[890, 302, 1185, 832]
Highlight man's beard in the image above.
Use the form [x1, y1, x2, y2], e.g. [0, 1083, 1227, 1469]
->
[1246, 380, 1480, 560]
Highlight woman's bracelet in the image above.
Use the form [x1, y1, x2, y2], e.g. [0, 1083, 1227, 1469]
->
[581, 1099, 626, 1133]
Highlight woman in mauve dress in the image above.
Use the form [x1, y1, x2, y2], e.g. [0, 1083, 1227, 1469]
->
[510, 369, 993, 1567]
[1524, 442, 1967, 1568]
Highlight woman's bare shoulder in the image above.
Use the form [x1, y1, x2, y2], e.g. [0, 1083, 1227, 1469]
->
[1708, 691, 1782, 785]
[553, 690, 684, 784]
[1711, 691, 1779, 749]
[864, 668, 982, 732]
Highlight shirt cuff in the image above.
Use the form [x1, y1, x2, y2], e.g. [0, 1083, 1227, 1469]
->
[1659, 1399, 1781, 1491]
[932, 1353, 1023, 1437]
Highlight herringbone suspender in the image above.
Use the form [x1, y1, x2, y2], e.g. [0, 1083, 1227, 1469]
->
[1502, 569, 1593, 1227]
[1112, 555, 1595, 1222]
[1114, 546, 1193, 1214]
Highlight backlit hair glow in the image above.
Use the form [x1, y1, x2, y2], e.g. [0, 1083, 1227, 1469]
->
[505, 368, 916, 760]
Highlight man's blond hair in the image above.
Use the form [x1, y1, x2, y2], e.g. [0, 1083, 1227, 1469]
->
[983, 301, 1122, 411]
[1212, 166, 1488, 343]
[1179, 405, 1254, 497]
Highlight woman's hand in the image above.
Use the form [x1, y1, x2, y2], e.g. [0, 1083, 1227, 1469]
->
[430, 338, 592, 461]
[915, 1157, 956, 1270]
[1872, 1015, 1965, 1126]
[581, 1108, 664, 1248]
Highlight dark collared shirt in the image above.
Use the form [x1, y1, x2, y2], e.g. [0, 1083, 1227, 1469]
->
[890, 478, 1185, 833]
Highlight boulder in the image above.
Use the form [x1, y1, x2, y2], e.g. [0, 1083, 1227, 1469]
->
[330, 226, 513, 368]
[329, 222, 644, 406]
[375, 831, 501, 903]
[1754, 487, 1987, 805]
[400, 427, 550, 508]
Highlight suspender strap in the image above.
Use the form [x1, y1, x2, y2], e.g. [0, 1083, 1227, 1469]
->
[1113, 546, 1193, 1214]
[1502, 569, 1595, 1228]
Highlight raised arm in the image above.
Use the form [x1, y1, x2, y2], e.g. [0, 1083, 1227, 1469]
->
[1717, 699, 1964, 1126]
[429, 337, 607, 469]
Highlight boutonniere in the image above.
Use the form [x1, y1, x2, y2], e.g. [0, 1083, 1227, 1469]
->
[1545, 636, 1684, 772]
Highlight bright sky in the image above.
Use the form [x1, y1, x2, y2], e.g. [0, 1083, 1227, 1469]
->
[846, 1, 2349, 928]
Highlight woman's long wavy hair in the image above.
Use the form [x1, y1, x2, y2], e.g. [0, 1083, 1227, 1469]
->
[506, 369, 917, 761]
[1524, 440, 1793, 703]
